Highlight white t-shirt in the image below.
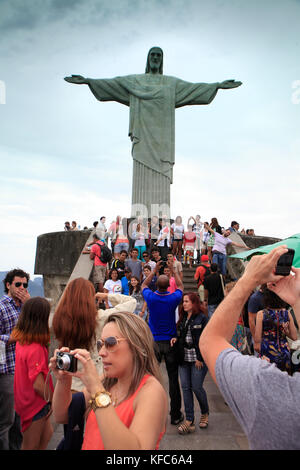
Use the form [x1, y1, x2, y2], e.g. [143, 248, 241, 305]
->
[171, 223, 185, 240]
[157, 226, 170, 247]
[104, 280, 122, 306]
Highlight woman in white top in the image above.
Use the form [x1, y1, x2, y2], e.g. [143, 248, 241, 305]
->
[132, 223, 147, 260]
[171, 216, 185, 261]
[188, 215, 204, 264]
[155, 218, 171, 260]
[104, 269, 122, 308]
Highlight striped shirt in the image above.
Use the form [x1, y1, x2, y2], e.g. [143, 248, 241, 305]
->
[184, 323, 197, 362]
[0, 295, 22, 374]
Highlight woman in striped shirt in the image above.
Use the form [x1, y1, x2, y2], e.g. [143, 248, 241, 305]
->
[171, 292, 209, 434]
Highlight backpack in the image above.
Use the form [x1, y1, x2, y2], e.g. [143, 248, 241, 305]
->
[196, 264, 211, 287]
[96, 242, 112, 264]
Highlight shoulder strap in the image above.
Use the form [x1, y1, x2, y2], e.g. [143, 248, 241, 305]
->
[220, 274, 225, 295]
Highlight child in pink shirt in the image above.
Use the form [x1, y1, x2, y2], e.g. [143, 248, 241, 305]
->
[163, 265, 178, 293]
[11, 297, 53, 450]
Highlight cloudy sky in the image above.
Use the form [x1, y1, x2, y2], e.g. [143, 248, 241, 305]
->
[0, 0, 299, 278]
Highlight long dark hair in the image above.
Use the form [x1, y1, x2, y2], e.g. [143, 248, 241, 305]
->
[177, 292, 206, 326]
[129, 276, 141, 295]
[109, 268, 119, 280]
[262, 286, 289, 309]
[11, 297, 50, 346]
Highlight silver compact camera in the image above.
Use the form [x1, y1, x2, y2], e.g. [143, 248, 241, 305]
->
[56, 352, 77, 372]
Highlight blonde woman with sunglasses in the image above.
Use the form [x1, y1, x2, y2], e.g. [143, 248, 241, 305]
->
[52, 278, 137, 392]
[50, 312, 167, 450]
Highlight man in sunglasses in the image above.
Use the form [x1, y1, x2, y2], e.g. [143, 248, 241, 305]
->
[0, 268, 30, 450]
[142, 251, 156, 271]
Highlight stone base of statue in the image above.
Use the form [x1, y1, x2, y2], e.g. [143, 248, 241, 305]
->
[131, 161, 171, 219]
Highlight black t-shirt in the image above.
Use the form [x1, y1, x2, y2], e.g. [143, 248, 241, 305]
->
[111, 259, 125, 279]
[203, 273, 224, 305]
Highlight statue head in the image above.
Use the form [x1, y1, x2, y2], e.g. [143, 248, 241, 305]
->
[145, 47, 163, 75]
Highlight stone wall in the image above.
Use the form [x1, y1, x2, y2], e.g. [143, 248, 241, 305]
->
[34, 229, 92, 306]
[226, 234, 281, 280]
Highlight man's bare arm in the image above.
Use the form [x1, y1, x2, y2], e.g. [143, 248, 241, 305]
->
[200, 245, 288, 383]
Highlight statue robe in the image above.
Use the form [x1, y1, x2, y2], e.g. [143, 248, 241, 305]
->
[87, 74, 219, 215]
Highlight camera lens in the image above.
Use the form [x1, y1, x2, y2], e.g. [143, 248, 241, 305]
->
[57, 354, 71, 371]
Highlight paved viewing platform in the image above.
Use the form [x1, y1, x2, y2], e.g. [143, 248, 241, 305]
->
[47, 362, 248, 451]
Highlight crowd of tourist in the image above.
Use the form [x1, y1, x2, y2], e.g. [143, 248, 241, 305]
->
[1, 214, 300, 451]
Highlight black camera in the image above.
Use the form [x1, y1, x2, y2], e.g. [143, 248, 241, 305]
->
[56, 352, 78, 372]
[275, 248, 295, 276]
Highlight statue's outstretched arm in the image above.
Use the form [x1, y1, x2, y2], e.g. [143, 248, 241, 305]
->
[218, 79, 242, 89]
[64, 75, 89, 85]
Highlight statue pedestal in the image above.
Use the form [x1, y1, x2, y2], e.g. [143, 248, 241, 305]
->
[131, 161, 171, 219]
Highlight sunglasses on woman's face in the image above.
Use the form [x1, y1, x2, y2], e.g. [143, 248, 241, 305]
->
[14, 282, 28, 288]
[96, 337, 127, 352]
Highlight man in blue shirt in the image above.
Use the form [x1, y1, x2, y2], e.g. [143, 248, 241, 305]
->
[0, 268, 30, 450]
[142, 259, 184, 425]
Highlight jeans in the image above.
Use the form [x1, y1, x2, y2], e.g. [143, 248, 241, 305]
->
[212, 252, 227, 275]
[207, 304, 218, 319]
[179, 362, 209, 421]
[155, 341, 182, 421]
[136, 245, 147, 260]
[0, 374, 22, 450]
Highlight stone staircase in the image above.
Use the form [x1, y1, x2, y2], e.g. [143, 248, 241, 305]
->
[182, 263, 198, 293]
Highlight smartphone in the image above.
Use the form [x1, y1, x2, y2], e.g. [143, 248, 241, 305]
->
[275, 248, 295, 276]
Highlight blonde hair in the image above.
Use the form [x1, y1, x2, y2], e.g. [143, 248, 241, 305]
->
[102, 312, 162, 397]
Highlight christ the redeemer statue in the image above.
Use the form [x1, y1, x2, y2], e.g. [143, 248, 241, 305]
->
[65, 47, 241, 217]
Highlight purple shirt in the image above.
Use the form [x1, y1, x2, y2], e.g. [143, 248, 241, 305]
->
[0, 295, 22, 374]
[212, 232, 232, 255]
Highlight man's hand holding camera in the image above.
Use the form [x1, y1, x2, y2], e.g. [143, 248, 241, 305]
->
[242, 245, 289, 289]
[268, 266, 300, 311]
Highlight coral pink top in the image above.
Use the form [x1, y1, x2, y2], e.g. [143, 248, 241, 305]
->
[167, 276, 177, 294]
[14, 342, 53, 432]
[82, 374, 165, 450]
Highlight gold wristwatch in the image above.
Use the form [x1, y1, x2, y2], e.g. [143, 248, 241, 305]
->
[89, 390, 112, 411]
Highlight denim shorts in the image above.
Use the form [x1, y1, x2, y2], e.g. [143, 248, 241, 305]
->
[114, 242, 129, 253]
[32, 402, 51, 422]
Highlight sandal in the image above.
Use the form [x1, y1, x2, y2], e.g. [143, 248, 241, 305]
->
[178, 420, 195, 435]
[199, 413, 209, 429]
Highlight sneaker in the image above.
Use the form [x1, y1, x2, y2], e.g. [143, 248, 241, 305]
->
[171, 412, 184, 425]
